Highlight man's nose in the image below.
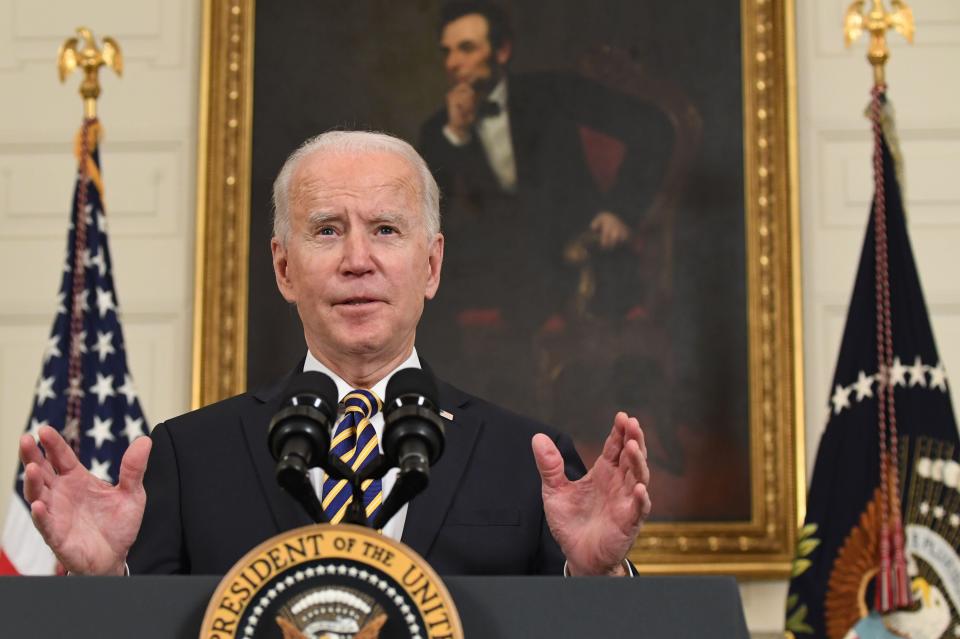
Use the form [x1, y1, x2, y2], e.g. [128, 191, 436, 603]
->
[339, 230, 375, 275]
[445, 52, 460, 74]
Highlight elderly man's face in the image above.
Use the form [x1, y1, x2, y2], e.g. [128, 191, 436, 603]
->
[440, 13, 511, 90]
[271, 150, 443, 365]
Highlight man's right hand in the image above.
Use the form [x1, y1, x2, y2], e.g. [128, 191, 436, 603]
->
[19, 425, 151, 576]
[445, 82, 479, 143]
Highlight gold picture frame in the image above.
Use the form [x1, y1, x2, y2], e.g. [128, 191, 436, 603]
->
[192, 0, 803, 576]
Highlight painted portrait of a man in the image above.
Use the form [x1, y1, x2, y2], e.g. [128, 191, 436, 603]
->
[247, 0, 749, 523]
[416, 1, 677, 455]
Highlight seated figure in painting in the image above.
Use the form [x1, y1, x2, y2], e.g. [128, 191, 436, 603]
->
[417, 1, 683, 468]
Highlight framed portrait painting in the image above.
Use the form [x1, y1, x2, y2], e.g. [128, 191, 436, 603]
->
[194, 0, 803, 576]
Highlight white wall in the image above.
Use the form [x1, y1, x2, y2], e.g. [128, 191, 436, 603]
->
[0, 0, 199, 525]
[741, 1, 960, 636]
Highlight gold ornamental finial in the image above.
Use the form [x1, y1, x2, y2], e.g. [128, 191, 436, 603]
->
[844, 0, 914, 87]
[57, 27, 123, 119]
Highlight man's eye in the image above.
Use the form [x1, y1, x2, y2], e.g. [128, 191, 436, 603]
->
[377, 226, 397, 235]
[318, 227, 335, 236]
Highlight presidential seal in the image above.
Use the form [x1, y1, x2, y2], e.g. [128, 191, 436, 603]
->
[199, 524, 462, 639]
[825, 440, 960, 639]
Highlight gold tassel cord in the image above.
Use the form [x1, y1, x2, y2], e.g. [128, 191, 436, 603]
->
[72, 121, 104, 199]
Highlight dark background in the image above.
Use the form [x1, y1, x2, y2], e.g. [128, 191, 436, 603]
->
[246, 0, 748, 521]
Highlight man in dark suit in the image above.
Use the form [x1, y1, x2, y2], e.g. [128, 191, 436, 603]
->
[124, 362, 584, 575]
[19, 130, 651, 577]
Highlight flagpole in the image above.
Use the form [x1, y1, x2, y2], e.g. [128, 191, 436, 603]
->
[57, 27, 123, 120]
[843, 0, 915, 89]
[56, 29, 123, 453]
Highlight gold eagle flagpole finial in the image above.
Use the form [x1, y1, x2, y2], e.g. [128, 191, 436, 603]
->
[57, 27, 123, 119]
[844, 0, 914, 87]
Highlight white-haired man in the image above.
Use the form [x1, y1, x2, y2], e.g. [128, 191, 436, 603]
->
[20, 130, 651, 576]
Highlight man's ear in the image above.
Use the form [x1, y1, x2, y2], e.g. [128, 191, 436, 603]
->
[271, 237, 296, 303]
[424, 232, 444, 301]
[495, 41, 512, 66]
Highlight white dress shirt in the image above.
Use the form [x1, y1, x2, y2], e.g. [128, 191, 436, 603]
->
[303, 349, 420, 541]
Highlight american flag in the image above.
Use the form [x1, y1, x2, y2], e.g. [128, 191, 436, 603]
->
[0, 120, 147, 575]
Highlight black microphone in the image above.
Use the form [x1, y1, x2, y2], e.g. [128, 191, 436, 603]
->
[268, 371, 338, 490]
[382, 368, 445, 477]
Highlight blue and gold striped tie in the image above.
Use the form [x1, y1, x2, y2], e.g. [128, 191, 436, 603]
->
[321, 389, 383, 525]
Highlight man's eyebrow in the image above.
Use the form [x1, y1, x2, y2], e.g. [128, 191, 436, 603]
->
[305, 211, 340, 226]
[440, 38, 475, 53]
[370, 212, 407, 227]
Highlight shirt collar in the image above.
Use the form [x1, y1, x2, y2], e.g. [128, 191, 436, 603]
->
[487, 77, 508, 109]
[302, 348, 421, 404]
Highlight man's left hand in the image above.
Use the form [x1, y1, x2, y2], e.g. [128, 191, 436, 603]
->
[532, 412, 651, 576]
[590, 211, 631, 249]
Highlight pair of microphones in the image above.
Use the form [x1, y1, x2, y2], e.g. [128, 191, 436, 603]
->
[266, 367, 445, 530]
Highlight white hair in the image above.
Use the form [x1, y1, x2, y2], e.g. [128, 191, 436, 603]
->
[272, 130, 441, 244]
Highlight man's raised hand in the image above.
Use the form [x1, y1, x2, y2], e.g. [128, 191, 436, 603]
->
[532, 412, 651, 576]
[19, 425, 151, 575]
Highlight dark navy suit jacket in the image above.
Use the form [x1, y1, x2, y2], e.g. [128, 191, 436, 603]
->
[128, 364, 586, 575]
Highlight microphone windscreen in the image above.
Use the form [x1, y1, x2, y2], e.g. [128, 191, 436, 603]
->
[386, 367, 438, 406]
[284, 371, 339, 408]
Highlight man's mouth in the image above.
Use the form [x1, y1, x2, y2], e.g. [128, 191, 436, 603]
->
[337, 297, 382, 306]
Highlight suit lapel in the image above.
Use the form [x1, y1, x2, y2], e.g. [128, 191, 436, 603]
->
[240, 364, 314, 534]
[401, 378, 482, 557]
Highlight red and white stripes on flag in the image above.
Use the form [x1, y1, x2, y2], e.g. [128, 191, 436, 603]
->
[0, 497, 56, 575]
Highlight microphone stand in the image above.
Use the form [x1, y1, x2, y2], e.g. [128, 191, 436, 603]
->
[368, 470, 427, 530]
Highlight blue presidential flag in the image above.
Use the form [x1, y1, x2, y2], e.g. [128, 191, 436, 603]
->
[786, 90, 960, 638]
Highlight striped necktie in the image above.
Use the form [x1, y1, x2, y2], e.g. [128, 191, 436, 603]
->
[321, 389, 383, 525]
